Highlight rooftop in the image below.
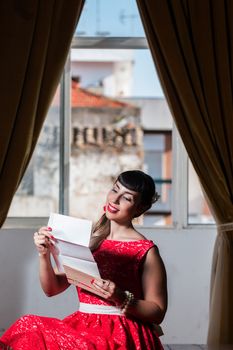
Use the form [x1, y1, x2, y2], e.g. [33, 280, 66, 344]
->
[52, 80, 136, 109]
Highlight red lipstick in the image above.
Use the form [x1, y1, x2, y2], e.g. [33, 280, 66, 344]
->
[107, 204, 119, 213]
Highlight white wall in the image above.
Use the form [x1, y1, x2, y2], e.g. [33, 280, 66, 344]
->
[120, 97, 173, 131]
[0, 227, 216, 344]
[140, 227, 217, 344]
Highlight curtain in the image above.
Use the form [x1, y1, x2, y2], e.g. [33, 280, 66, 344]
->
[137, 0, 233, 345]
[0, 0, 84, 226]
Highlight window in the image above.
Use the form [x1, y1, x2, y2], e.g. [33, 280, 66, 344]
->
[143, 131, 172, 226]
[76, 0, 144, 37]
[188, 160, 214, 224]
[7, 86, 60, 218]
[69, 48, 172, 226]
[5, 0, 215, 230]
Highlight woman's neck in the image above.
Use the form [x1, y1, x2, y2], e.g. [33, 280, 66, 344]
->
[108, 220, 134, 240]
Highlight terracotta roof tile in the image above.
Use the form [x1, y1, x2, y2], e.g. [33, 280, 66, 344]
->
[52, 81, 134, 109]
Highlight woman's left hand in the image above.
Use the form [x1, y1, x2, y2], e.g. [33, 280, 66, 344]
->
[92, 279, 125, 305]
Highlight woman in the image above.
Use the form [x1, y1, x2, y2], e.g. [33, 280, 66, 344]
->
[0, 170, 167, 350]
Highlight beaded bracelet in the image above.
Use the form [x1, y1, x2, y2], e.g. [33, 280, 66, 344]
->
[120, 291, 134, 314]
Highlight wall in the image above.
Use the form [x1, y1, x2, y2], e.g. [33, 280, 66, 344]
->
[0, 227, 216, 344]
[121, 97, 173, 131]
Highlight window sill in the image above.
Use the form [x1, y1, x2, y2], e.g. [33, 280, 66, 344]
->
[2, 217, 49, 230]
[3, 217, 216, 231]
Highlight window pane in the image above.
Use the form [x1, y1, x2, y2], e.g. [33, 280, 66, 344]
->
[188, 160, 215, 224]
[69, 48, 173, 226]
[7, 87, 60, 217]
[143, 133, 172, 226]
[76, 0, 145, 37]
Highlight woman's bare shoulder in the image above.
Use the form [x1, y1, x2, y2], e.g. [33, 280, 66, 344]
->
[129, 229, 147, 240]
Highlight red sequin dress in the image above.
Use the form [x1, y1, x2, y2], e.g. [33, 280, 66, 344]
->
[0, 239, 164, 350]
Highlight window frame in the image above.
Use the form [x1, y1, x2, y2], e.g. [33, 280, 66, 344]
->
[143, 129, 172, 219]
[4, 37, 216, 231]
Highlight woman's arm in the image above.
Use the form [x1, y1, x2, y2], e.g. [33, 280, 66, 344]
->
[126, 247, 167, 323]
[34, 227, 70, 297]
[92, 246, 167, 324]
[38, 253, 70, 297]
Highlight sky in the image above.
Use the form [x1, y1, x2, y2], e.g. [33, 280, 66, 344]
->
[75, 0, 164, 98]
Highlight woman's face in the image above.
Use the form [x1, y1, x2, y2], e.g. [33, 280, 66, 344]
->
[105, 180, 142, 223]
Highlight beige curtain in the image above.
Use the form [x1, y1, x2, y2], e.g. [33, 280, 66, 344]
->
[137, 0, 233, 345]
[0, 0, 84, 226]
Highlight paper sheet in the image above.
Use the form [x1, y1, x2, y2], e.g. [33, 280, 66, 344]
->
[48, 213, 92, 246]
[47, 213, 101, 282]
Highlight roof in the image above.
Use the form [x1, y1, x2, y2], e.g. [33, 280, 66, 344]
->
[52, 80, 135, 109]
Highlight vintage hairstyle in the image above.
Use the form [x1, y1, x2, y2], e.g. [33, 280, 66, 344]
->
[89, 170, 159, 251]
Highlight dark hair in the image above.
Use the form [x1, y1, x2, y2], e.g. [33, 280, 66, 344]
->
[89, 170, 159, 250]
[117, 170, 159, 212]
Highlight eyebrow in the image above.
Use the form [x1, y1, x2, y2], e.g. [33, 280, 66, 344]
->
[114, 182, 136, 196]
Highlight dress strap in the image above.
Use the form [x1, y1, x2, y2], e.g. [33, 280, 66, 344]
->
[136, 240, 157, 263]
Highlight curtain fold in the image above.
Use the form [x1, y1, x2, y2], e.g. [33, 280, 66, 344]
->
[0, 0, 84, 226]
[137, 0, 233, 344]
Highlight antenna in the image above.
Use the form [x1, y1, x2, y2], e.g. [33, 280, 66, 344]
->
[119, 9, 138, 35]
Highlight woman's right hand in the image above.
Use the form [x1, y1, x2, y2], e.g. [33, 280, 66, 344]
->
[33, 226, 54, 256]
[34, 227, 69, 296]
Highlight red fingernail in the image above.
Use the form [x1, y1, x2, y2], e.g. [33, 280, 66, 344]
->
[50, 235, 55, 239]
[91, 279, 95, 284]
[47, 227, 52, 231]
